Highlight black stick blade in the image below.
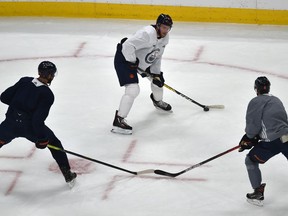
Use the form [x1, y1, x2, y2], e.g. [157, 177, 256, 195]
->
[154, 169, 178, 177]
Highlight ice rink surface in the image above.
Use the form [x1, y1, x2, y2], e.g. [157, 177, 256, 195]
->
[1, 17, 288, 216]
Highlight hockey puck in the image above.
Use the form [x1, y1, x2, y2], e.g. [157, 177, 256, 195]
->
[204, 107, 209, 112]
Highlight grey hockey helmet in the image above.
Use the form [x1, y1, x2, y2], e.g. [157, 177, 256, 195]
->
[156, 14, 173, 28]
[254, 76, 270, 94]
[38, 61, 57, 78]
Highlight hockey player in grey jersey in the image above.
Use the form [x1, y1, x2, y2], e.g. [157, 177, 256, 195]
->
[112, 14, 173, 135]
[239, 76, 288, 206]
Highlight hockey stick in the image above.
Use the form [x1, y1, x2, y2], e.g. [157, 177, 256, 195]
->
[153, 145, 240, 177]
[138, 68, 224, 111]
[47, 144, 154, 176]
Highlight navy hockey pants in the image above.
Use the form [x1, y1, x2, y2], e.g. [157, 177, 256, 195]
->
[248, 138, 288, 163]
[0, 117, 70, 169]
[114, 39, 139, 86]
[246, 137, 288, 188]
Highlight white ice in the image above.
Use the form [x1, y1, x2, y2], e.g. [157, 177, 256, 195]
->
[1, 17, 288, 216]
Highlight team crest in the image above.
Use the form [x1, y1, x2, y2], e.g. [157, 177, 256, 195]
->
[145, 48, 160, 64]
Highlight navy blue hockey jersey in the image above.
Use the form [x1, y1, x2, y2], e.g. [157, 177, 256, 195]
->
[0, 77, 54, 139]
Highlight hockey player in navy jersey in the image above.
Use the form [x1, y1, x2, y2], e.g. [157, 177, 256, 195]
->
[239, 76, 288, 206]
[0, 61, 77, 187]
[112, 14, 173, 135]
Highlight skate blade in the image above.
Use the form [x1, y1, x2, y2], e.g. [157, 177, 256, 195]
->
[111, 127, 132, 135]
[67, 179, 76, 189]
[153, 106, 173, 113]
[247, 198, 264, 207]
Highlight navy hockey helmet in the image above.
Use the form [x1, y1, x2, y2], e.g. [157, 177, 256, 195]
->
[38, 61, 57, 78]
[254, 76, 270, 94]
[156, 14, 173, 28]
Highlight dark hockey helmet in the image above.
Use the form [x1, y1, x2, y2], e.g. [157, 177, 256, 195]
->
[38, 61, 57, 78]
[156, 14, 173, 28]
[254, 76, 270, 94]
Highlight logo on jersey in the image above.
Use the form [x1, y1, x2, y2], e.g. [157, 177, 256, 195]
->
[145, 48, 160, 64]
[32, 78, 46, 87]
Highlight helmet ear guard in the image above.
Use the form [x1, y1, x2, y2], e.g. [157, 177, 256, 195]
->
[254, 76, 271, 94]
[38, 61, 57, 78]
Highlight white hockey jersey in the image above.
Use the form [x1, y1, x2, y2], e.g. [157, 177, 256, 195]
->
[121, 25, 169, 75]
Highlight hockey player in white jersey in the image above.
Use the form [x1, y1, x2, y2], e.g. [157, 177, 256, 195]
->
[112, 14, 173, 135]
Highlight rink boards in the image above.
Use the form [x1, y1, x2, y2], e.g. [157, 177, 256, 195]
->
[0, 1, 287, 25]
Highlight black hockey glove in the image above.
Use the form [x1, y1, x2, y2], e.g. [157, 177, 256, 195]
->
[35, 138, 49, 149]
[140, 67, 152, 78]
[152, 72, 165, 88]
[238, 134, 259, 152]
[140, 72, 147, 78]
[140, 68, 151, 78]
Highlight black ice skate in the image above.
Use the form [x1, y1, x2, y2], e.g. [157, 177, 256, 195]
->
[246, 183, 266, 207]
[60, 166, 77, 188]
[150, 93, 172, 112]
[111, 110, 132, 135]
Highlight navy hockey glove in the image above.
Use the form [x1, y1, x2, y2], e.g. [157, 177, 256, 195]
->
[238, 134, 259, 152]
[152, 72, 165, 87]
[36, 138, 49, 149]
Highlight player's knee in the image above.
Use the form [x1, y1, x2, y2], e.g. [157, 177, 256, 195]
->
[47, 136, 62, 148]
[125, 84, 140, 99]
[245, 155, 259, 170]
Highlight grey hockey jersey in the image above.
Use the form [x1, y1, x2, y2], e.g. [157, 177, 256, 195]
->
[245, 94, 288, 141]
